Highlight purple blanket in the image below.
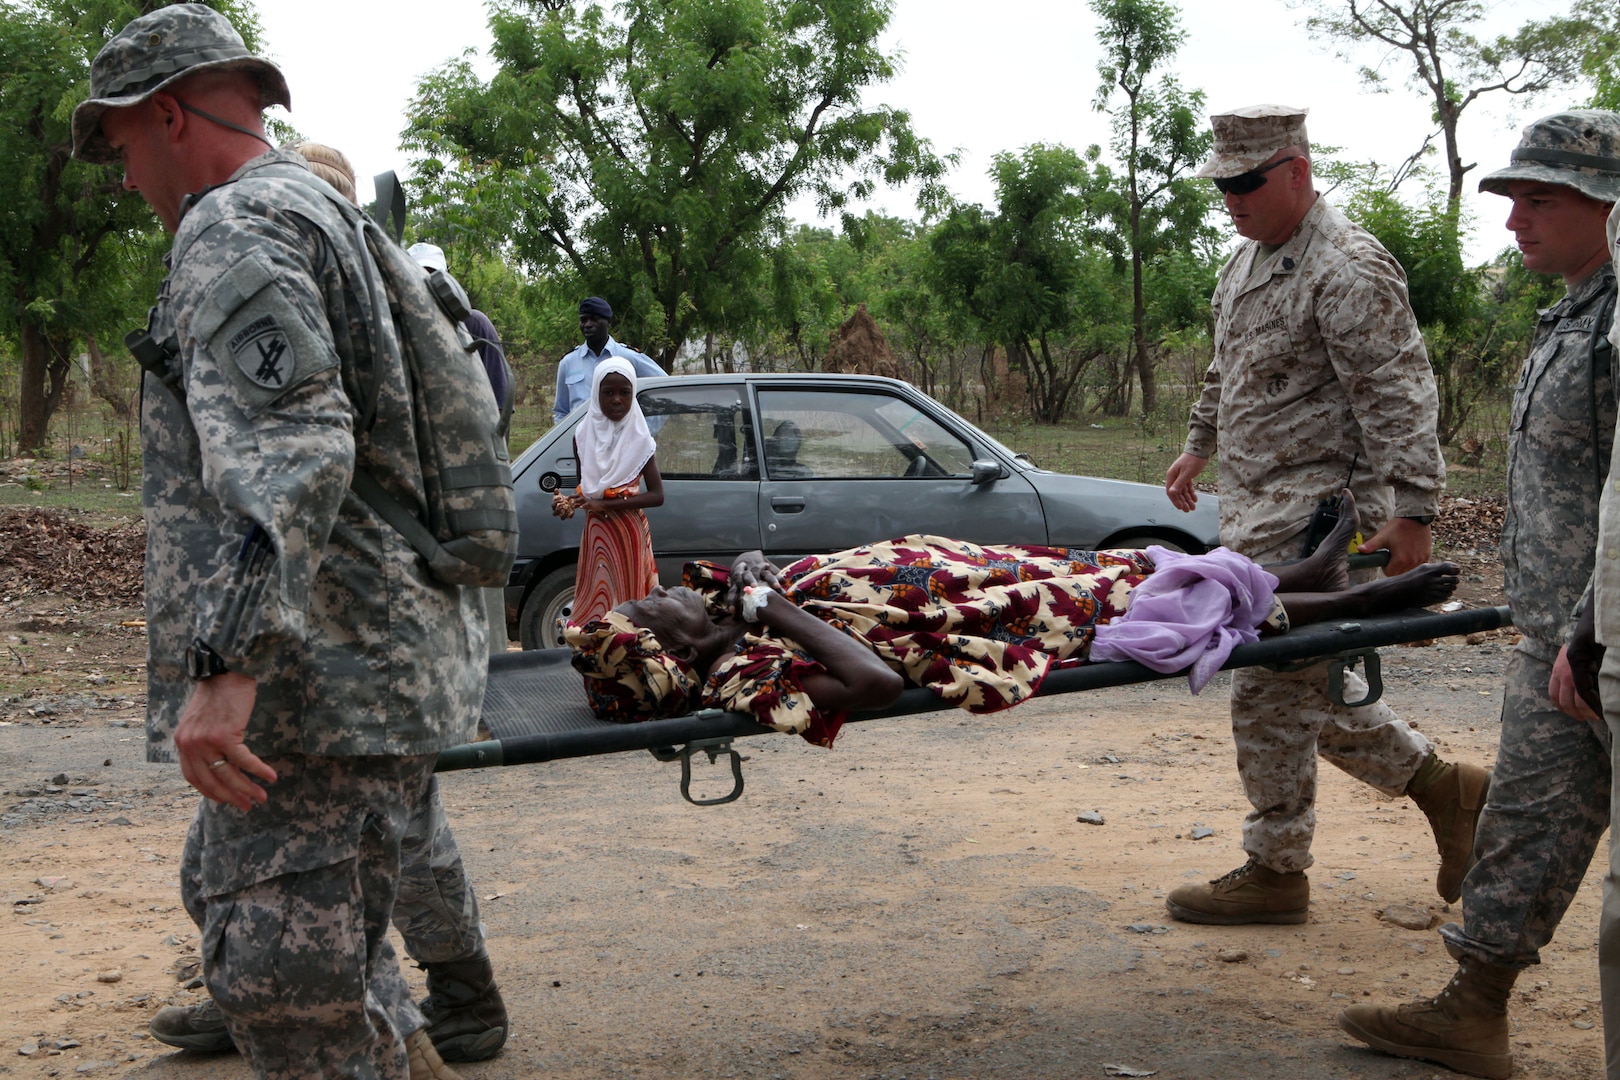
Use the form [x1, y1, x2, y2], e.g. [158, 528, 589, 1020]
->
[1089, 546, 1279, 693]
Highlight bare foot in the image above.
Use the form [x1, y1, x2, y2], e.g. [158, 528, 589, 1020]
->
[1345, 561, 1460, 616]
[1271, 489, 1357, 594]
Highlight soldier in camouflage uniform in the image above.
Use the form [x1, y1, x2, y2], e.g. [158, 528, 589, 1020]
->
[1600, 195, 1620, 1080]
[1162, 105, 1489, 926]
[1340, 111, 1620, 1080]
[71, 7, 488, 1078]
[142, 143, 510, 1068]
[1557, 150, 1620, 1080]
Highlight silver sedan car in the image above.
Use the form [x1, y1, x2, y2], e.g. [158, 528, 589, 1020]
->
[504, 373, 1220, 648]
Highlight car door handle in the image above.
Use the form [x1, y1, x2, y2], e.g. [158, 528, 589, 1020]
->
[770, 497, 806, 513]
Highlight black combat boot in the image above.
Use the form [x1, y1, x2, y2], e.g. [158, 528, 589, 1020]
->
[420, 954, 509, 1062]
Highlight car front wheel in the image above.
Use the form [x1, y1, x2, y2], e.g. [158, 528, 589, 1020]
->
[519, 566, 577, 650]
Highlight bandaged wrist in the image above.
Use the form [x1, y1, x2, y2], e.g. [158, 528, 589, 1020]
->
[742, 584, 771, 622]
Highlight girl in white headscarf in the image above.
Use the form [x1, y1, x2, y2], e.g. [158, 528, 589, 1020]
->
[552, 357, 665, 626]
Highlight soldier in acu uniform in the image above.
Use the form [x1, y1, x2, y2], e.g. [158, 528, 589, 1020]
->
[1162, 105, 1489, 926]
[71, 7, 493, 1078]
[1601, 194, 1620, 1080]
[1340, 110, 1620, 1080]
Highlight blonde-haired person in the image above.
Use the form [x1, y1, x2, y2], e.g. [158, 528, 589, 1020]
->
[285, 140, 357, 203]
[147, 139, 513, 1068]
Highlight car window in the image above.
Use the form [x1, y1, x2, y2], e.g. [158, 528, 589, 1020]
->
[755, 388, 976, 479]
[638, 384, 758, 481]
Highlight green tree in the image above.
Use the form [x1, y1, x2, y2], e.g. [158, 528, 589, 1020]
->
[0, 0, 263, 451]
[1089, 0, 1215, 417]
[403, 0, 946, 368]
[1572, 0, 1620, 109]
[1340, 165, 1542, 445]
[927, 144, 1129, 423]
[848, 218, 963, 401]
[1298, 0, 1592, 211]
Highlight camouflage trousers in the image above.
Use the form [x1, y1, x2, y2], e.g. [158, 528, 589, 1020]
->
[1232, 536, 1432, 873]
[394, 775, 487, 965]
[484, 587, 507, 656]
[179, 753, 437, 1080]
[1441, 648, 1607, 969]
[1595, 650, 1620, 1078]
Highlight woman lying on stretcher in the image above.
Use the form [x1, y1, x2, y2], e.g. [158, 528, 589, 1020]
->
[565, 490, 1459, 747]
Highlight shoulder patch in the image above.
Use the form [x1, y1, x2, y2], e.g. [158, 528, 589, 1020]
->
[189, 252, 338, 418]
[227, 313, 296, 389]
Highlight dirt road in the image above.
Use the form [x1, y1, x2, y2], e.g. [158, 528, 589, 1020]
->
[0, 573, 1606, 1079]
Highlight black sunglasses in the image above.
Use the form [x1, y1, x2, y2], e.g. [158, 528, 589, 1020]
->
[1213, 156, 1298, 196]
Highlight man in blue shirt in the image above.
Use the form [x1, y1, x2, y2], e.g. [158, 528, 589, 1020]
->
[553, 296, 665, 424]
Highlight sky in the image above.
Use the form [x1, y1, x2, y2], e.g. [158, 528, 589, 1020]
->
[253, 0, 1577, 267]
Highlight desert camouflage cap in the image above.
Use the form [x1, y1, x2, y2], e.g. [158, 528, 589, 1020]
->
[71, 3, 289, 165]
[1478, 111, 1620, 204]
[1197, 104, 1310, 179]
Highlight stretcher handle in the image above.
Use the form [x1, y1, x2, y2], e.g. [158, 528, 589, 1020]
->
[658, 737, 746, 805]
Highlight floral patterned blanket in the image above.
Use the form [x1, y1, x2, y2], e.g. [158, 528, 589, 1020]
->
[693, 535, 1157, 747]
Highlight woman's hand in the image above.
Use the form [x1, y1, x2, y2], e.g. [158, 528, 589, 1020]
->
[727, 550, 784, 613]
[550, 492, 579, 520]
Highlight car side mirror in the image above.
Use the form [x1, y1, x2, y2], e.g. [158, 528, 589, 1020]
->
[970, 460, 1004, 485]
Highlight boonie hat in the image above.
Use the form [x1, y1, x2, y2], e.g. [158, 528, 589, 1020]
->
[72, 3, 289, 164]
[1197, 104, 1310, 179]
[1478, 111, 1620, 204]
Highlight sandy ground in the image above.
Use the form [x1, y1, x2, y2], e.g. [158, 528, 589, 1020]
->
[0, 570, 1607, 1080]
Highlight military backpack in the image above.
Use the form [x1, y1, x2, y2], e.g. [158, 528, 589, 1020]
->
[300, 170, 517, 588]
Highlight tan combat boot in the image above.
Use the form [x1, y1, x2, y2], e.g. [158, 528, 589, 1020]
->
[1338, 957, 1516, 1079]
[406, 1028, 462, 1080]
[1406, 753, 1491, 903]
[1164, 859, 1309, 924]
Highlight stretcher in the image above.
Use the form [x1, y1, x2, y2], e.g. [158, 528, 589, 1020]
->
[436, 603, 1514, 805]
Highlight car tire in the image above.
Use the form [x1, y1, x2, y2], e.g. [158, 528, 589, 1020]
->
[518, 566, 577, 650]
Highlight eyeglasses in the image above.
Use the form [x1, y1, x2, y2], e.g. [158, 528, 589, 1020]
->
[1212, 156, 1298, 196]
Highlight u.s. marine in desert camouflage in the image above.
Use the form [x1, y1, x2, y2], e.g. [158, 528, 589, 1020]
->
[1162, 105, 1487, 929]
[71, 5, 483, 1078]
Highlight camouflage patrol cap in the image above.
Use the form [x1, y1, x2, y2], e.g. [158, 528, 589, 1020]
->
[71, 3, 289, 165]
[1197, 105, 1310, 179]
[1478, 111, 1620, 204]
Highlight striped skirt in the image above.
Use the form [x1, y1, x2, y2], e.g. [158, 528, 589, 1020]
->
[572, 502, 658, 627]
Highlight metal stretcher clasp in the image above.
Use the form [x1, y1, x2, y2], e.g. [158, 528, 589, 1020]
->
[1264, 646, 1384, 708]
[648, 738, 748, 805]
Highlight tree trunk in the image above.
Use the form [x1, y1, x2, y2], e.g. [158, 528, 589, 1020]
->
[18, 321, 73, 452]
[1131, 248, 1157, 416]
[86, 335, 135, 421]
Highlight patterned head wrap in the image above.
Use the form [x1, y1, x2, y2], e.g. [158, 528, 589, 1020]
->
[566, 611, 700, 721]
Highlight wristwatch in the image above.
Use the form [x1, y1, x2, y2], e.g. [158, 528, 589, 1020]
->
[1401, 514, 1436, 526]
[185, 639, 230, 680]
